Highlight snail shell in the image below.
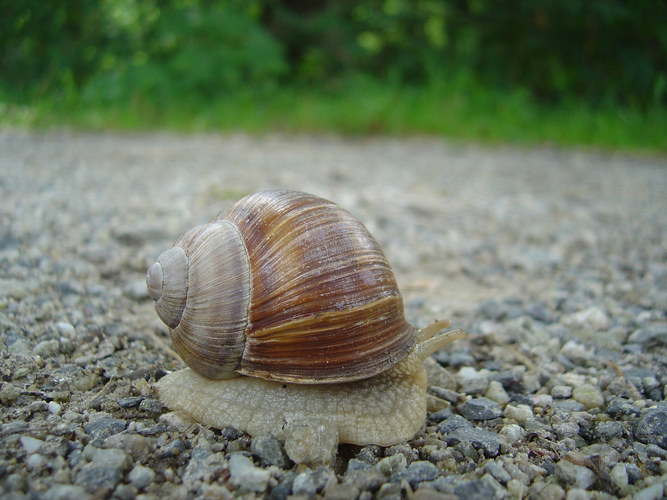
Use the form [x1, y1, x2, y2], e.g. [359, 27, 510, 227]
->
[147, 190, 416, 384]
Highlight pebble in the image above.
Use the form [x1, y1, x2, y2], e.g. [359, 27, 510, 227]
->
[75, 446, 130, 495]
[33, 338, 60, 357]
[251, 432, 288, 468]
[498, 424, 524, 443]
[454, 479, 496, 498]
[292, 470, 318, 496]
[84, 416, 127, 443]
[442, 427, 501, 457]
[48, 401, 62, 415]
[554, 459, 595, 490]
[435, 415, 473, 434]
[376, 453, 407, 476]
[504, 404, 533, 423]
[228, 453, 271, 492]
[551, 385, 573, 398]
[45, 484, 92, 500]
[391, 461, 440, 486]
[633, 482, 664, 500]
[128, 464, 155, 490]
[634, 406, 667, 447]
[20, 435, 43, 454]
[482, 461, 511, 485]
[459, 397, 503, 420]
[609, 462, 628, 490]
[572, 384, 604, 409]
[484, 380, 509, 404]
[456, 367, 490, 395]
[568, 307, 610, 331]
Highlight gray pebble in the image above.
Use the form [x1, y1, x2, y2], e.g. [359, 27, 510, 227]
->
[159, 438, 188, 457]
[292, 470, 318, 496]
[459, 397, 503, 420]
[595, 421, 623, 440]
[75, 461, 124, 495]
[128, 464, 155, 490]
[554, 459, 595, 489]
[454, 479, 496, 498]
[45, 484, 92, 500]
[251, 433, 288, 468]
[376, 454, 407, 476]
[117, 396, 144, 408]
[435, 415, 473, 435]
[346, 458, 373, 474]
[635, 406, 667, 447]
[442, 427, 500, 457]
[391, 460, 440, 486]
[138, 398, 163, 414]
[633, 482, 664, 500]
[482, 461, 511, 485]
[84, 417, 126, 443]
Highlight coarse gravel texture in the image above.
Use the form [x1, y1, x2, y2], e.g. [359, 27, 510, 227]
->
[0, 130, 665, 499]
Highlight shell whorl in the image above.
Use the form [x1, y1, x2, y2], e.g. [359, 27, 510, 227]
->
[152, 220, 251, 379]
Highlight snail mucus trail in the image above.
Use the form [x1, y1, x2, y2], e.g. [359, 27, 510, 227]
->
[149, 190, 465, 465]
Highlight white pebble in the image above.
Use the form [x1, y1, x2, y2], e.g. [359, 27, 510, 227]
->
[568, 307, 610, 331]
[128, 464, 155, 490]
[609, 463, 628, 490]
[48, 401, 61, 415]
[20, 435, 43, 454]
[633, 482, 664, 500]
[485, 380, 509, 404]
[572, 384, 604, 409]
[499, 424, 524, 443]
[55, 321, 75, 338]
[504, 404, 533, 423]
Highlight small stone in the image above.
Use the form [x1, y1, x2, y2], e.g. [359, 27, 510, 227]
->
[346, 458, 372, 474]
[565, 488, 590, 500]
[568, 307, 610, 331]
[627, 325, 667, 345]
[160, 438, 188, 457]
[182, 448, 227, 484]
[553, 422, 579, 439]
[26, 453, 46, 470]
[572, 384, 604, 409]
[45, 484, 92, 500]
[84, 416, 127, 443]
[103, 433, 154, 462]
[609, 462, 628, 490]
[138, 398, 163, 414]
[507, 478, 526, 498]
[55, 321, 76, 338]
[159, 410, 195, 432]
[459, 397, 503, 420]
[498, 424, 524, 443]
[456, 367, 490, 395]
[117, 397, 144, 408]
[555, 459, 595, 489]
[482, 461, 511, 485]
[504, 404, 533, 423]
[376, 453, 407, 476]
[75, 447, 130, 495]
[228, 453, 270, 492]
[251, 433, 288, 468]
[48, 401, 62, 415]
[454, 479, 496, 498]
[20, 435, 43, 454]
[391, 460, 440, 486]
[324, 483, 360, 500]
[292, 470, 318, 496]
[443, 427, 500, 457]
[595, 420, 623, 440]
[435, 414, 473, 435]
[634, 406, 667, 447]
[128, 464, 155, 490]
[33, 339, 60, 357]
[0, 383, 20, 404]
[551, 385, 573, 398]
[633, 482, 664, 500]
[484, 380, 509, 405]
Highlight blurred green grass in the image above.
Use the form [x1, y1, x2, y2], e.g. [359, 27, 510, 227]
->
[3, 79, 664, 153]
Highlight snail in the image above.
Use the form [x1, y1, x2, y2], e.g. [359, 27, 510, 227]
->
[149, 190, 464, 464]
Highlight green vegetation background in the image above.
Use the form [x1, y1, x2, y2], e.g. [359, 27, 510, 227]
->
[2, 0, 666, 151]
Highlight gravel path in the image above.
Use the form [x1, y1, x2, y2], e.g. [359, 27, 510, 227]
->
[0, 130, 665, 499]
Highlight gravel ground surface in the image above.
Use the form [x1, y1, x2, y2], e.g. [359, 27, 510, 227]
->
[0, 130, 665, 499]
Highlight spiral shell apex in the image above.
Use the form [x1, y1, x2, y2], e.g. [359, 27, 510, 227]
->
[147, 190, 417, 384]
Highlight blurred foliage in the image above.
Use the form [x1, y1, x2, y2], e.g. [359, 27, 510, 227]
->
[1, 0, 665, 125]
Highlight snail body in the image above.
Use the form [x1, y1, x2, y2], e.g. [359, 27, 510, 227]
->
[148, 190, 463, 464]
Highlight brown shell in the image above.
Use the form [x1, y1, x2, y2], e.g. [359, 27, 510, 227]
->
[147, 190, 416, 384]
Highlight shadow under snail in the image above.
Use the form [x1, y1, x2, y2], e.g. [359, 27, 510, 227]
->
[148, 190, 464, 464]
